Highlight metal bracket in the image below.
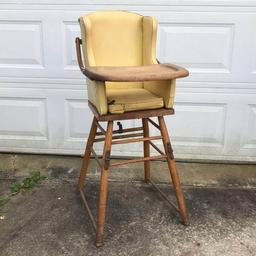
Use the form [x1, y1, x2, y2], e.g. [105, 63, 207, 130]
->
[166, 142, 174, 160]
[103, 150, 111, 169]
[117, 122, 123, 133]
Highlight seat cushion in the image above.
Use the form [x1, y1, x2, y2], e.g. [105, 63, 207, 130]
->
[106, 88, 164, 114]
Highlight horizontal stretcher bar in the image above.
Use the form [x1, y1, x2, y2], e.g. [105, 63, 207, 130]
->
[94, 132, 144, 143]
[111, 135, 162, 145]
[96, 126, 143, 136]
[110, 155, 167, 167]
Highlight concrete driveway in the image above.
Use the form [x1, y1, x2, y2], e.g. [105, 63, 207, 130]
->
[0, 154, 256, 256]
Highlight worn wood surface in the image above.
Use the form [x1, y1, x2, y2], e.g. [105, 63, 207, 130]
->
[88, 101, 174, 122]
[143, 118, 150, 183]
[158, 116, 189, 225]
[76, 37, 189, 82]
[96, 121, 113, 247]
[78, 117, 97, 190]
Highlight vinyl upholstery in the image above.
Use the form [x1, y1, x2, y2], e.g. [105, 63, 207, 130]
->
[79, 10, 178, 114]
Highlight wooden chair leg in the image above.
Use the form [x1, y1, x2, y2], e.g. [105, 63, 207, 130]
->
[142, 118, 150, 182]
[158, 116, 189, 225]
[95, 121, 113, 247]
[78, 117, 98, 191]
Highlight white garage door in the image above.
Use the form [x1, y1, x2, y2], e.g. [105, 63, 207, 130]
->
[0, 1, 256, 161]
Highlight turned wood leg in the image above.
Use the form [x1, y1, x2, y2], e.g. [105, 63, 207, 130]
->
[95, 121, 113, 247]
[158, 116, 189, 225]
[78, 117, 97, 191]
[142, 118, 150, 183]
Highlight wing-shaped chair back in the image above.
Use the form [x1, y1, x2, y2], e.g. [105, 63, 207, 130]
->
[80, 11, 143, 67]
[79, 10, 157, 90]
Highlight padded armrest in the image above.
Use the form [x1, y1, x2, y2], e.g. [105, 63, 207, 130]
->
[82, 64, 188, 82]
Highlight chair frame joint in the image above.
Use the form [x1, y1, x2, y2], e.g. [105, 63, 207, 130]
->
[166, 142, 174, 160]
[103, 150, 111, 169]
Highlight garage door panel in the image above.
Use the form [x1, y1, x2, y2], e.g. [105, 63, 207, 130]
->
[0, 1, 255, 161]
[0, 97, 48, 140]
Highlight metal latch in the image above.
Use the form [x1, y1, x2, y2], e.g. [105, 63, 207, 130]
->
[117, 122, 123, 133]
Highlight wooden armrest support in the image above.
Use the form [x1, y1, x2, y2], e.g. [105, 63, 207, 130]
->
[76, 37, 189, 82]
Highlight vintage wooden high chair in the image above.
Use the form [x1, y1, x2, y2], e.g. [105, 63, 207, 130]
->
[75, 10, 189, 247]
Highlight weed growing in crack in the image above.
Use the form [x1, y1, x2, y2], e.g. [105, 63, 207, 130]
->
[0, 171, 52, 220]
[10, 171, 47, 194]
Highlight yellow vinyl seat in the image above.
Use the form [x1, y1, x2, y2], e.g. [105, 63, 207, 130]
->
[107, 88, 164, 114]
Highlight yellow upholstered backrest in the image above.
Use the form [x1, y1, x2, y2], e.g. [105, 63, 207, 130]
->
[79, 10, 158, 89]
[81, 11, 143, 67]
